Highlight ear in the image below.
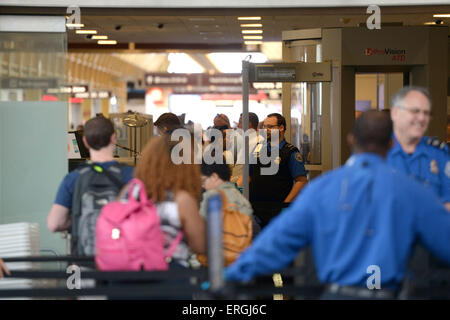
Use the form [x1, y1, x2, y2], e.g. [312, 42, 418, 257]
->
[347, 133, 355, 149]
[82, 136, 90, 149]
[110, 133, 116, 145]
[390, 107, 397, 121]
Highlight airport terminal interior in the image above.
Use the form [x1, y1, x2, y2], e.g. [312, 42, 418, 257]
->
[0, 1, 449, 300]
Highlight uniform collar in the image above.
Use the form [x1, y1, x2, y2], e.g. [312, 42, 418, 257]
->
[345, 153, 385, 167]
[391, 134, 427, 157]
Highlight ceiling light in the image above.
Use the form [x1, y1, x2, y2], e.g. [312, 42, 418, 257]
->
[243, 35, 263, 40]
[433, 14, 450, 18]
[240, 23, 263, 27]
[98, 40, 117, 45]
[245, 41, 263, 45]
[92, 35, 108, 40]
[75, 29, 97, 34]
[66, 23, 84, 28]
[242, 30, 263, 34]
[238, 17, 261, 21]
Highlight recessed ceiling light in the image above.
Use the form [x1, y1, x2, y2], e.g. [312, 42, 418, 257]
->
[98, 40, 117, 45]
[240, 23, 263, 27]
[244, 41, 262, 45]
[76, 30, 97, 34]
[241, 30, 263, 34]
[238, 17, 261, 21]
[92, 35, 108, 40]
[243, 35, 263, 40]
[66, 23, 84, 28]
[433, 14, 450, 18]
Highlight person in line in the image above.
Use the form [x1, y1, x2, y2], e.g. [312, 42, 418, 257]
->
[47, 116, 134, 233]
[231, 113, 262, 185]
[200, 159, 253, 219]
[154, 112, 183, 136]
[225, 110, 450, 300]
[134, 134, 206, 269]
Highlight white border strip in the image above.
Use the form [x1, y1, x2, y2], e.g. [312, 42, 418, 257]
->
[0, 0, 449, 7]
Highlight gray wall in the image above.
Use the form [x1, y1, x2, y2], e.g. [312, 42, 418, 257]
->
[0, 101, 68, 255]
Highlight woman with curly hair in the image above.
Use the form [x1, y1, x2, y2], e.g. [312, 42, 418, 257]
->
[134, 134, 206, 268]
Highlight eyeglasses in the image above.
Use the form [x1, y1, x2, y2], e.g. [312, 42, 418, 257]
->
[400, 107, 432, 117]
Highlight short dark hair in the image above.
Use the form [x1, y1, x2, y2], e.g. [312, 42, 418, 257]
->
[353, 110, 392, 150]
[201, 157, 231, 182]
[240, 112, 259, 129]
[267, 113, 286, 129]
[84, 116, 115, 150]
[154, 113, 182, 132]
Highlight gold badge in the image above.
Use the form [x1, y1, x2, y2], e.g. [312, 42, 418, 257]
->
[274, 156, 281, 164]
[430, 160, 439, 174]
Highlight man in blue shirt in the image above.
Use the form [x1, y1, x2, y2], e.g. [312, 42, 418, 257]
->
[248, 113, 308, 228]
[47, 116, 134, 232]
[225, 110, 450, 299]
[387, 86, 450, 211]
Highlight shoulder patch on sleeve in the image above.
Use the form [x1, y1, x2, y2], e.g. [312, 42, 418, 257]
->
[294, 153, 303, 163]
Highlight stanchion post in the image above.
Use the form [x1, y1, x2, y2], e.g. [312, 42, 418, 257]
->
[207, 194, 224, 292]
[242, 60, 250, 200]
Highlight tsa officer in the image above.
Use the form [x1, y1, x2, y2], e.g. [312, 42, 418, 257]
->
[225, 111, 450, 299]
[387, 86, 450, 211]
[248, 113, 308, 228]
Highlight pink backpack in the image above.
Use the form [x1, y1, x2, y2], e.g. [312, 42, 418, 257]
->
[95, 178, 183, 271]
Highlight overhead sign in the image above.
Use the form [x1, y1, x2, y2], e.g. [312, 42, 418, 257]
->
[248, 62, 332, 82]
[145, 73, 244, 87]
[1, 77, 58, 89]
[47, 84, 89, 94]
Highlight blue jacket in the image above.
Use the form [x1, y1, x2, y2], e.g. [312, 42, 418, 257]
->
[387, 136, 450, 203]
[225, 153, 450, 289]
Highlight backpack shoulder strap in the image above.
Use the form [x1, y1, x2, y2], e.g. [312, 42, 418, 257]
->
[165, 231, 184, 260]
[215, 188, 229, 208]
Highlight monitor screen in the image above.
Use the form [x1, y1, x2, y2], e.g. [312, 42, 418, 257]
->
[68, 132, 81, 159]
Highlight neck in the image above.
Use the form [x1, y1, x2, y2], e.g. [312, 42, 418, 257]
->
[354, 146, 388, 159]
[394, 129, 420, 154]
[89, 145, 115, 162]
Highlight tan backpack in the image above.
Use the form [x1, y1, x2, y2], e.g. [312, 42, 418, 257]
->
[198, 189, 252, 266]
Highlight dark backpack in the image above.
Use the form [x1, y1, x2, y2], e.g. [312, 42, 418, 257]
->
[71, 162, 127, 256]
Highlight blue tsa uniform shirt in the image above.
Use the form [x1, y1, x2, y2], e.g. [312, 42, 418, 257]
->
[225, 153, 450, 289]
[54, 161, 134, 210]
[249, 139, 307, 180]
[387, 136, 450, 203]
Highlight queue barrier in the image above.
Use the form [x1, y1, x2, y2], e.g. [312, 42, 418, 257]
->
[1, 256, 449, 299]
